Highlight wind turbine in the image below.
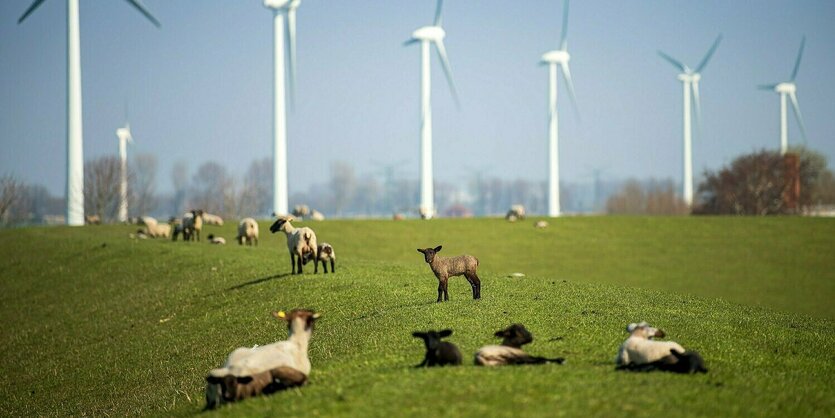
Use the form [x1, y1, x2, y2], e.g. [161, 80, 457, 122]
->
[404, 0, 460, 220]
[759, 37, 808, 155]
[264, 0, 301, 217]
[17, 0, 160, 226]
[658, 34, 722, 206]
[116, 123, 133, 223]
[540, 0, 579, 218]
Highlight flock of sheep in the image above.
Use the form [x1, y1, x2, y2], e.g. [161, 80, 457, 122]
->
[130, 205, 706, 409]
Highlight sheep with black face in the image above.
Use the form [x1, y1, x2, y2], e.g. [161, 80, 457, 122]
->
[412, 329, 462, 367]
[417, 245, 481, 303]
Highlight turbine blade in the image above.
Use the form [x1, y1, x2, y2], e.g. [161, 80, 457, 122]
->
[124, 0, 161, 28]
[403, 38, 419, 47]
[789, 91, 807, 142]
[560, 62, 580, 121]
[695, 34, 722, 73]
[17, 0, 48, 24]
[658, 51, 686, 72]
[559, 0, 569, 51]
[287, 6, 298, 107]
[757, 83, 779, 91]
[434, 0, 444, 26]
[790, 36, 805, 81]
[434, 39, 460, 108]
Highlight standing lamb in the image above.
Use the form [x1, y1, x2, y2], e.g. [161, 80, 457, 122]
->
[475, 324, 564, 366]
[615, 322, 685, 368]
[412, 329, 462, 367]
[304, 243, 336, 273]
[270, 216, 319, 274]
[237, 218, 260, 246]
[183, 210, 204, 241]
[417, 245, 481, 302]
[205, 309, 319, 409]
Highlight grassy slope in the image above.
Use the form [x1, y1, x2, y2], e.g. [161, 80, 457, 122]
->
[0, 217, 832, 417]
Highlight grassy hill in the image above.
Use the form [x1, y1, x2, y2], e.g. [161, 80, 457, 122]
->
[0, 217, 832, 417]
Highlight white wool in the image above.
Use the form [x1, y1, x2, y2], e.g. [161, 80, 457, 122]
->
[237, 218, 259, 245]
[210, 316, 312, 378]
[615, 322, 685, 366]
[474, 345, 528, 366]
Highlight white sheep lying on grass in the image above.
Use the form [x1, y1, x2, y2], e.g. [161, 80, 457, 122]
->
[140, 216, 171, 239]
[270, 216, 318, 274]
[237, 218, 259, 246]
[202, 213, 224, 226]
[205, 309, 320, 409]
[615, 322, 685, 367]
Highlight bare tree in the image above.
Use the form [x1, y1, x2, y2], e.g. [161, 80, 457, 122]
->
[190, 161, 237, 218]
[84, 156, 122, 221]
[171, 160, 189, 215]
[239, 158, 272, 217]
[606, 178, 688, 215]
[130, 153, 158, 217]
[0, 174, 25, 225]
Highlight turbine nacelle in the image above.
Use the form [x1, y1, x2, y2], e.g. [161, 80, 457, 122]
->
[677, 73, 700, 83]
[411, 26, 446, 42]
[116, 126, 132, 144]
[540, 50, 570, 64]
[263, 0, 298, 11]
[775, 82, 797, 94]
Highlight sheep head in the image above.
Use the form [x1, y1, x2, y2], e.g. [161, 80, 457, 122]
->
[416, 246, 443, 263]
[412, 329, 453, 351]
[626, 322, 666, 339]
[272, 309, 320, 332]
[494, 323, 534, 348]
[269, 216, 295, 234]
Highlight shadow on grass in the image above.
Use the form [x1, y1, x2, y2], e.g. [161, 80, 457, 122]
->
[226, 273, 294, 291]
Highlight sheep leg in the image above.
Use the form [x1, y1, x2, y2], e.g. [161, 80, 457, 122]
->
[330, 259, 335, 273]
[467, 273, 482, 299]
[313, 254, 319, 274]
[321, 259, 328, 273]
[442, 278, 450, 301]
[296, 253, 304, 274]
[291, 253, 297, 274]
[437, 282, 444, 303]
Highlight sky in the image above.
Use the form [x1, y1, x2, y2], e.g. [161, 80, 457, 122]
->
[1, 0, 834, 197]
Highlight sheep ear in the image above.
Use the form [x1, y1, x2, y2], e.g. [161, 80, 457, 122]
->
[439, 329, 453, 338]
[494, 330, 506, 338]
[626, 323, 638, 333]
[412, 332, 426, 339]
[311, 313, 321, 320]
[272, 311, 288, 321]
[434, 245, 442, 252]
[417, 249, 424, 254]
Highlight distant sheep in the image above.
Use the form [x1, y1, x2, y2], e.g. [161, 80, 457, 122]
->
[417, 245, 480, 302]
[412, 329, 462, 367]
[615, 322, 685, 368]
[140, 216, 171, 239]
[202, 213, 224, 226]
[270, 216, 318, 274]
[237, 218, 259, 246]
[85, 214, 101, 225]
[534, 220, 549, 229]
[183, 210, 204, 241]
[292, 205, 310, 218]
[205, 309, 319, 409]
[208, 234, 226, 245]
[304, 243, 336, 273]
[475, 324, 564, 366]
[505, 204, 526, 222]
[309, 210, 325, 221]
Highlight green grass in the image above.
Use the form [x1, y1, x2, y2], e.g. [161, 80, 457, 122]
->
[0, 217, 833, 417]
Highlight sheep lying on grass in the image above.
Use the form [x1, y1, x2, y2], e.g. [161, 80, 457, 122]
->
[140, 216, 171, 239]
[615, 322, 685, 368]
[475, 324, 564, 366]
[207, 234, 226, 245]
[202, 213, 224, 226]
[412, 329, 462, 367]
[417, 246, 481, 302]
[304, 243, 336, 273]
[270, 216, 318, 274]
[237, 218, 259, 246]
[619, 348, 708, 374]
[205, 309, 320, 410]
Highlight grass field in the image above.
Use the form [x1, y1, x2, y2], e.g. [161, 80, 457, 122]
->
[0, 217, 833, 417]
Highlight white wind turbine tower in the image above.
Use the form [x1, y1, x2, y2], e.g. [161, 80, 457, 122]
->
[264, 0, 301, 217]
[404, 0, 460, 220]
[759, 37, 808, 155]
[116, 123, 133, 223]
[17, 0, 160, 226]
[540, 0, 579, 217]
[658, 34, 722, 207]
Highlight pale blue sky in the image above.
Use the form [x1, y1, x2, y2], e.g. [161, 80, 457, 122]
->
[1, 0, 834, 195]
